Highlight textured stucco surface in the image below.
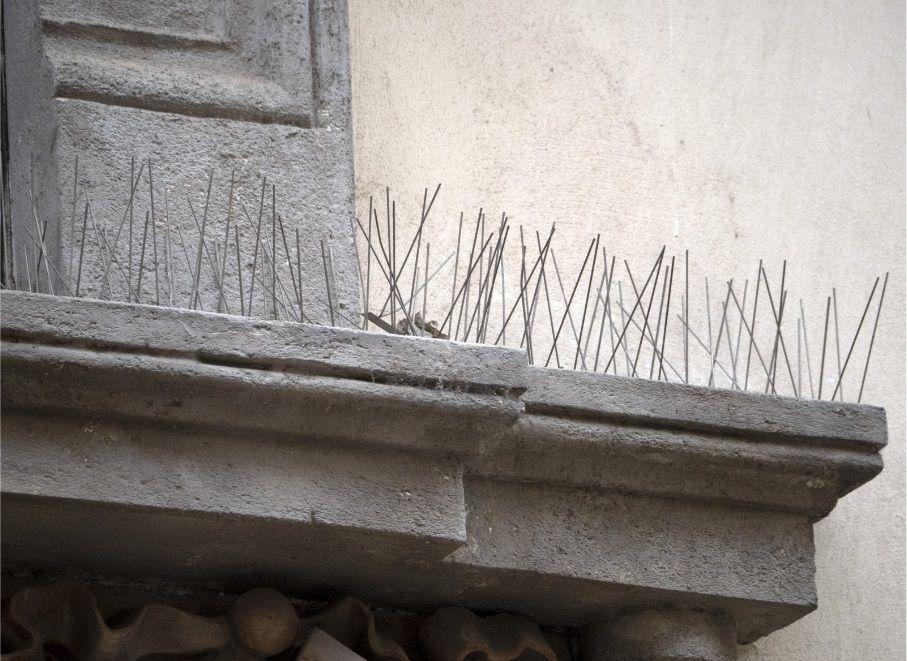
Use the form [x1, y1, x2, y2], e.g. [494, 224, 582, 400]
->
[348, 1, 905, 658]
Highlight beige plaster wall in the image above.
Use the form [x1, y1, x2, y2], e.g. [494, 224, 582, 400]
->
[348, 1, 905, 658]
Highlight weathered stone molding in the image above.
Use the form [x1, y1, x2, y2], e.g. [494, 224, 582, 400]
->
[0, 291, 887, 654]
[2, 580, 555, 661]
[583, 608, 735, 661]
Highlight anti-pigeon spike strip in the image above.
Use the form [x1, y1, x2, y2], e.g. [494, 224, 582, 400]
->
[3, 160, 890, 404]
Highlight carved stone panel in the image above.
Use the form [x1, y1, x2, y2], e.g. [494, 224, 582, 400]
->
[0, 581, 560, 661]
[39, 0, 345, 128]
[3, 0, 357, 320]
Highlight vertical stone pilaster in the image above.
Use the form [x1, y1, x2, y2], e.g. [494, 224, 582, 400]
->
[3, 0, 359, 321]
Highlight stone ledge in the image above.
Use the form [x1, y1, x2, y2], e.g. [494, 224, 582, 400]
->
[2, 292, 529, 397]
[524, 366, 886, 451]
[2, 342, 519, 456]
[0, 290, 888, 647]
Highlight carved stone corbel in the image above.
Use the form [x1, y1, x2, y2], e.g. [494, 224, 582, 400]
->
[418, 608, 556, 661]
[1, 581, 557, 661]
[0, 581, 406, 661]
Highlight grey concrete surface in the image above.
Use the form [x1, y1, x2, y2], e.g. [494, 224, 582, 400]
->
[584, 609, 736, 661]
[2, 291, 528, 396]
[4, 0, 63, 291]
[525, 366, 887, 451]
[4, 0, 358, 322]
[0, 291, 888, 649]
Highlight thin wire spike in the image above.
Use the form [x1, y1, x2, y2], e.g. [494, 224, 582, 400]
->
[437, 232, 495, 336]
[364, 196, 373, 328]
[723, 295, 737, 389]
[550, 250, 590, 370]
[492, 226, 555, 347]
[573, 234, 601, 370]
[69, 155, 79, 281]
[617, 282, 630, 375]
[858, 273, 888, 402]
[684, 249, 690, 384]
[629, 253, 664, 377]
[706, 278, 714, 385]
[103, 160, 146, 286]
[832, 288, 845, 401]
[727, 284, 773, 382]
[658, 257, 676, 381]
[731, 280, 749, 382]
[518, 233, 530, 351]
[649, 264, 669, 380]
[190, 172, 214, 310]
[743, 260, 763, 391]
[422, 243, 430, 334]
[173, 224, 201, 310]
[673, 312, 738, 384]
[522, 235, 546, 352]
[536, 233, 562, 368]
[128, 158, 134, 299]
[818, 296, 831, 399]
[799, 299, 815, 398]
[583, 247, 609, 366]
[759, 264, 798, 395]
[593, 252, 616, 372]
[408, 217, 423, 322]
[321, 240, 335, 325]
[392, 201, 397, 329]
[137, 210, 150, 303]
[277, 213, 301, 318]
[20, 222, 74, 296]
[328, 244, 339, 326]
[86, 203, 116, 299]
[353, 213, 419, 334]
[450, 211, 463, 335]
[832, 276, 881, 400]
[235, 226, 245, 317]
[76, 203, 88, 296]
[148, 160, 160, 305]
[481, 216, 509, 343]
[29, 193, 54, 295]
[608, 294, 685, 382]
[295, 228, 305, 319]
[545, 238, 596, 368]
[465, 224, 508, 341]
[247, 177, 266, 315]
[164, 188, 175, 306]
[797, 314, 802, 397]
[23, 245, 32, 293]
[216, 170, 236, 313]
[456, 210, 482, 339]
[499, 236, 507, 346]
[708, 281, 732, 388]
[518, 243, 532, 358]
[271, 185, 278, 319]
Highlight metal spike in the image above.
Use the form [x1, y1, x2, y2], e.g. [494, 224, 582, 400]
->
[545, 238, 596, 368]
[832, 276, 881, 401]
[858, 273, 888, 402]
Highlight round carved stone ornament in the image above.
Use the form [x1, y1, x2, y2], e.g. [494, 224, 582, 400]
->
[0, 580, 557, 661]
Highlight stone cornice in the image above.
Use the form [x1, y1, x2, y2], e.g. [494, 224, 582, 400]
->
[0, 291, 888, 646]
[480, 366, 884, 519]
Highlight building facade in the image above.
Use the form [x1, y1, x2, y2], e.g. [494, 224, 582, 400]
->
[2, 1, 904, 659]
